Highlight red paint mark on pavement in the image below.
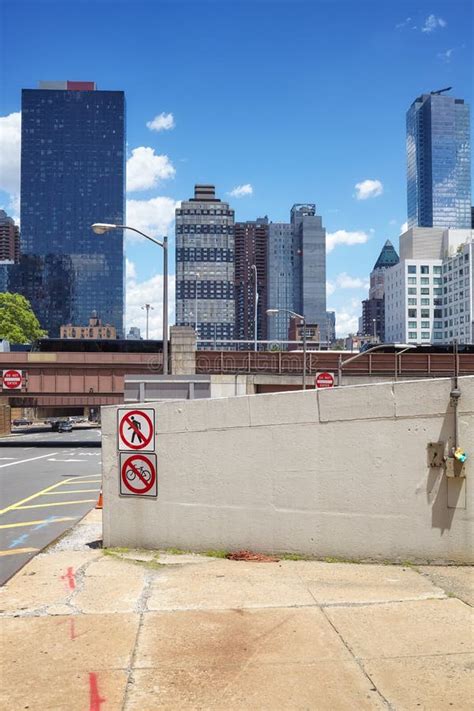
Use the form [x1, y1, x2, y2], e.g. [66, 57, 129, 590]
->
[56, 617, 80, 640]
[89, 673, 106, 711]
[69, 618, 78, 640]
[61, 566, 76, 590]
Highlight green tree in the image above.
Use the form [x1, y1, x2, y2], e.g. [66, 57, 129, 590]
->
[0, 293, 47, 343]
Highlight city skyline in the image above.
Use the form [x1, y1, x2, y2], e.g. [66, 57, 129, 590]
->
[0, 0, 472, 338]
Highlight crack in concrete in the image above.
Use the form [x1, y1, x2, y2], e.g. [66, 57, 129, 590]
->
[121, 571, 154, 711]
[294, 566, 395, 710]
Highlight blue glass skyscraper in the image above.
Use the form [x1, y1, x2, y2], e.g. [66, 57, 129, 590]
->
[15, 81, 125, 336]
[407, 91, 471, 230]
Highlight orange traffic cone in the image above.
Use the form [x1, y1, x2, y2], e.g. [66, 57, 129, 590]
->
[95, 489, 103, 510]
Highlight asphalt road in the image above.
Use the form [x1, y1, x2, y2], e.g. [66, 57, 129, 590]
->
[0, 429, 102, 585]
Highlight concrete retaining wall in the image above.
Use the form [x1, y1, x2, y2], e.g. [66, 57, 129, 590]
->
[102, 376, 474, 563]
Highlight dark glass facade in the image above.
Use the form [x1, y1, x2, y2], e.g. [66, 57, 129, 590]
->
[407, 93, 471, 229]
[234, 218, 268, 343]
[14, 83, 125, 336]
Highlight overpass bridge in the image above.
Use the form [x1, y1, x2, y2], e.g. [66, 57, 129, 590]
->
[1, 328, 473, 416]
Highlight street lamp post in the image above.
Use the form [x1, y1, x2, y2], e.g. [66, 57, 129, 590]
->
[267, 308, 307, 390]
[338, 343, 416, 386]
[251, 264, 258, 352]
[141, 303, 154, 340]
[91, 223, 168, 375]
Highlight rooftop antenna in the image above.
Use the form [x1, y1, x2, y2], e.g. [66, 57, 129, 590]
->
[431, 87, 452, 95]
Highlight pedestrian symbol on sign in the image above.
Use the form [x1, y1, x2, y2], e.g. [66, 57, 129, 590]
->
[128, 415, 143, 444]
[118, 408, 155, 452]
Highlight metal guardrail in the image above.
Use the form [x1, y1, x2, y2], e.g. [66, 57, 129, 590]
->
[196, 351, 474, 377]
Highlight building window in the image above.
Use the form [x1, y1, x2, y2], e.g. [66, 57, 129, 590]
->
[408, 287, 417, 295]
[420, 266, 429, 274]
[421, 332, 430, 339]
[421, 309, 430, 318]
[421, 321, 430, 328]
[408, 298, 417, 305]
[408, 277, 417, 285]
[420, 277, 429, 285]
[421, 288, 430, 295]
[421, 298, 430, 305]
[408, 331, 417, 339]
[408, 265, 416, 274]
[408, 321, 417, 328]
[408, 309, 417, 318]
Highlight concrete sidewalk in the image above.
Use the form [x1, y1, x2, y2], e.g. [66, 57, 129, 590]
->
[0, 510, 472, 710]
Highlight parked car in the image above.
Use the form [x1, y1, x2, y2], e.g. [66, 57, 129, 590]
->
[57, 420, 73, 432]
[12, 418, 32, 426]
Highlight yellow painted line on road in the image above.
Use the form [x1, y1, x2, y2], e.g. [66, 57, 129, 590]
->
[39, 489, 99, 494]
[15, 499, 97, 510]
[0, 548, 39, 557]
[0, 477, 76, 515]
[0, 517, 75, 530]
[68, 478, 101, 482]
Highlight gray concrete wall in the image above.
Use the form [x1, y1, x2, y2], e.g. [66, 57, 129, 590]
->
[102, 376, 474, 563]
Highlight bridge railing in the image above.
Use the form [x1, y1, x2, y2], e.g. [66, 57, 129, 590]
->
[195, 350, 474, 378]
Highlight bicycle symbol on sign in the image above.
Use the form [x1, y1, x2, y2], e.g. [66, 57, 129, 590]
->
[126, 465, 151, 483]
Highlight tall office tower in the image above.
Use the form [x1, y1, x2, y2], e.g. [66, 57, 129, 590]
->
[290, 204, 327, 329]
[175, 185, 235, 341]
[361, 240, 399, 341]
[234, 217, 268, 344]
[326, 311, 336, 344]
[407, 90, 471, 230]
[0, 210, 20, 262]
[267, 222, 295, 340]
[267, 204, 327, 342]
[14, 81, 125, 336]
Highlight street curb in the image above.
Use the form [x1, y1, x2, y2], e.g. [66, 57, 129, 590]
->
[0, 440, 101, 448]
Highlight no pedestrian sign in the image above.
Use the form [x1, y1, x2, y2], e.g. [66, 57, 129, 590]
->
[118, 408, 155, 452]
[120, 453, 158, 498]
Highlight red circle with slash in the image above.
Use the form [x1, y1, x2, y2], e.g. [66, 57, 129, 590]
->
[121, 454, 156, 494]
[119, 410, 154, 450]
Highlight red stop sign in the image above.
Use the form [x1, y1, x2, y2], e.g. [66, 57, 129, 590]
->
[2, 369, 23, 390]
[315, 371, 334, 389]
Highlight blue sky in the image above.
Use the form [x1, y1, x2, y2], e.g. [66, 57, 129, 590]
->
[0, 0, 472, 336]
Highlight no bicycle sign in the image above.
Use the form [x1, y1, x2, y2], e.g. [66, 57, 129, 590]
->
[118, 408, 155, 452]
[120, 453, 158, 498]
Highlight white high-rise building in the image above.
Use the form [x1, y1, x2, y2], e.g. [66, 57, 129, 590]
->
[442, 239, 473, 344]
[385, 228, 473, 344]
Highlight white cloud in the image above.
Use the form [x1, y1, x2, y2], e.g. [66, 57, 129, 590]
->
[326, 281, 336, 296]
[326, 273, 369, 296]
[0, 112, 21, 220]
[326, 229, 369, 253]
[126, 272, 176, 339]
[354, 179, 383, 200]
[400, 221, 408, 234]
[438, 48, 454, 62]
[126, 258, 137, 283]
[336, 273, 370, 290]
[146, 112, 175, 132]
[126, 196, 180, 242]
[395, 17, 416, 30]
[126, 146, 176, 192]
[330, 307, 360, 338]
[227, 184, 253, 198]
[422, 14, 446, 33]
